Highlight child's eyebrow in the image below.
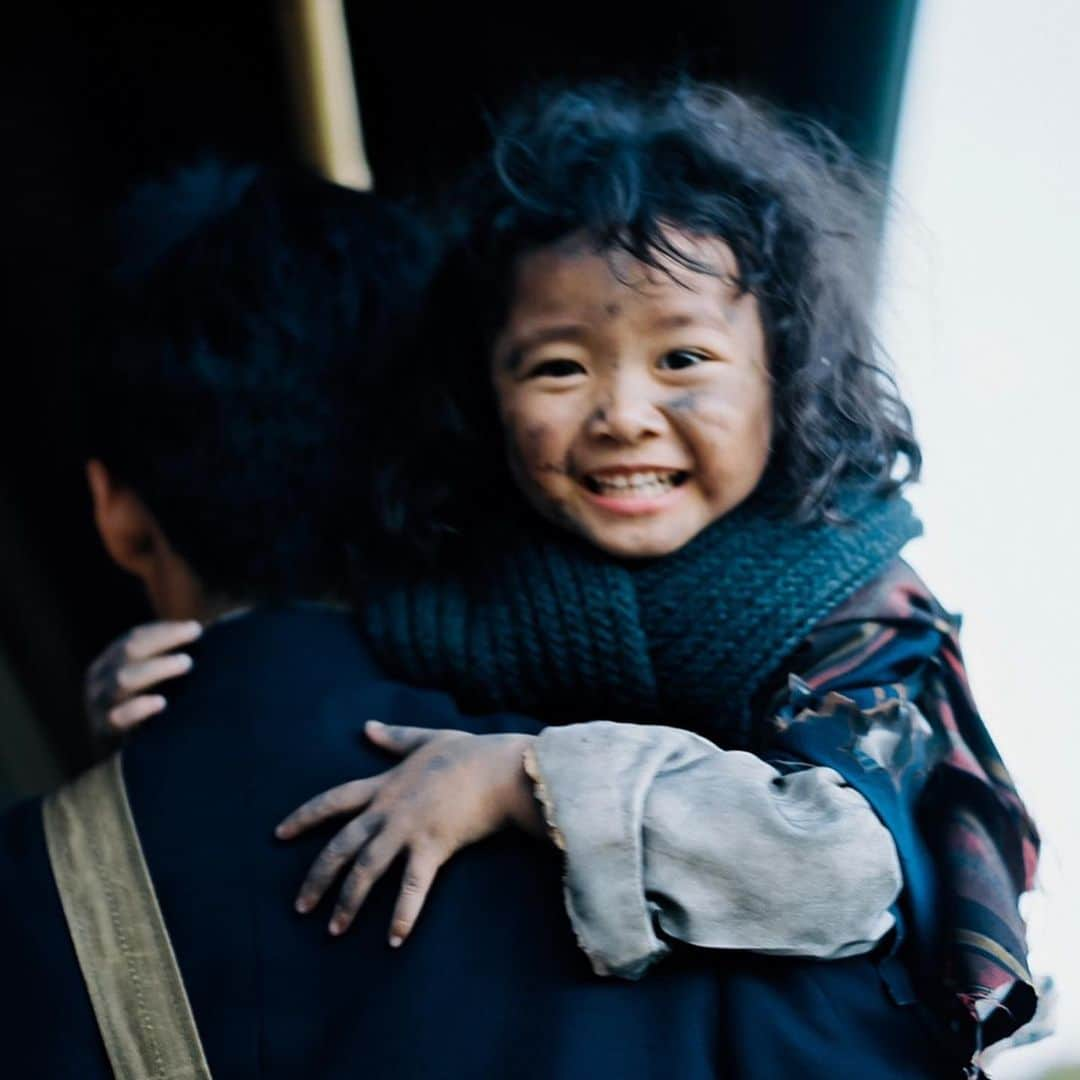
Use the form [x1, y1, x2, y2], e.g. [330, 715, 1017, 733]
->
[499, 324, 589, 370]
[649, 312, 731, 332]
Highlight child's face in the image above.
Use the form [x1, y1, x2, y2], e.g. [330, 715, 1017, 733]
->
[491, 231, 772, 558]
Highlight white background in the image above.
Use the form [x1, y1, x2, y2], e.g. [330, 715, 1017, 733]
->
[878, 1, 1080, 1074]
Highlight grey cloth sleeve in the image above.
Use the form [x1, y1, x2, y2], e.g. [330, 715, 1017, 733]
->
[526, 721, 902, 980]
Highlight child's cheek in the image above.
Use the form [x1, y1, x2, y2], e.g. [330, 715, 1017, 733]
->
[500, 410, 577, 522]
[666, 387, 772, 496]
[503, 410, 569, 478]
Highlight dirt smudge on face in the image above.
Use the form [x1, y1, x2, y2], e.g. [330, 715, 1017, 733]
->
[666, 392, 700, 414]
[520, 423, 570, 477]
[666, 390, 736, 429]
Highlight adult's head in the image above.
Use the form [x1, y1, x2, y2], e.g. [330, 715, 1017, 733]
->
[84, 161, 433, 618]
[372, 79, 920, 562]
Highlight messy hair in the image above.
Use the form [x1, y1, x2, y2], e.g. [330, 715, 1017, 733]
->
[371, 79, 920, 557]
[85, 161, 435, 599]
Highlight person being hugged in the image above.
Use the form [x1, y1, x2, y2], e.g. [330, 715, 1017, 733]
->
[99, 81, 1039, 1075]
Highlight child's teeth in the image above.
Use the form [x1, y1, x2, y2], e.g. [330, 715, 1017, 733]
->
[591, 471, 679, 495]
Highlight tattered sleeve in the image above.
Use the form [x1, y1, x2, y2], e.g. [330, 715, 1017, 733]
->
[526, 722, 902, 980]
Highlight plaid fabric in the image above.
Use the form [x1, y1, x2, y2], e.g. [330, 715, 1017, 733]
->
[767, 560, 1039, 1052]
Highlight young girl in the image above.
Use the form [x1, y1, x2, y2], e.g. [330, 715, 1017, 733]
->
[92, 81, 1038, 1071]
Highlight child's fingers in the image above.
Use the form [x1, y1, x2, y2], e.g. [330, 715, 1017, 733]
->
[122, 620, 203, 663]
[275, 776, 381, 839]
[293, 809, 387, 914]
[327, 827, 403, 935]
[387, 848, 442, 947]
[365, 721, 449, 756]
[108, 695, 167, 732]
[85, 621, 200, 739]
[115, 653, 194, 699]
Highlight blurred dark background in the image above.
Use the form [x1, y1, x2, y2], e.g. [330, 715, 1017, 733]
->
[0, 0, 918, 798]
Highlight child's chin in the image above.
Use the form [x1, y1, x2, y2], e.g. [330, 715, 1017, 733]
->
[583, 520, 702, 561]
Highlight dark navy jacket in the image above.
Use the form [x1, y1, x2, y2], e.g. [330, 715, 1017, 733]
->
[0, 608, 962, 1078]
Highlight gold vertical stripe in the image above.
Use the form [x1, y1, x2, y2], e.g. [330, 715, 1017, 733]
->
[43, 754, 212, 1080]
[277, 0, 373, 190]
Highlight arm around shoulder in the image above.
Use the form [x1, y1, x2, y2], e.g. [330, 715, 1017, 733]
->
[527, 720, 901, 979]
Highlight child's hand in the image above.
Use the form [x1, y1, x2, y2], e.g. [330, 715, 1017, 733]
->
[275, 722, 542, 946]
[84, 620, 202, 737]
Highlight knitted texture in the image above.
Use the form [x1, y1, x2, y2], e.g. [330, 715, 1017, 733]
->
[362, 489, 921, 734]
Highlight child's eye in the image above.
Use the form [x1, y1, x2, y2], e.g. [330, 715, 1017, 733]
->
[658, 350, 711, 371]
[527, 359, 587, 379]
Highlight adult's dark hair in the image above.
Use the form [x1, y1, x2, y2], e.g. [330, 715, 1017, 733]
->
[83, 161, 435, 601]
[372, 79, 920, 560]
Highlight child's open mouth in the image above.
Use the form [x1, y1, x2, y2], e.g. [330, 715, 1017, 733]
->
[580, 469, 690, 498]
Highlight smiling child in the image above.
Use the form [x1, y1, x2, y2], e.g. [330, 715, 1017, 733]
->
[491, 232, 772, 558]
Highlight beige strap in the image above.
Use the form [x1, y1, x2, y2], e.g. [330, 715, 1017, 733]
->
[43, 753, 212, 1080]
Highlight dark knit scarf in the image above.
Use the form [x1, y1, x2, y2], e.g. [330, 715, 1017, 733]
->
[363, 488, 921, 738]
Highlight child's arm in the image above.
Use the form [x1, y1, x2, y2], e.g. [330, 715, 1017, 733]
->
[525, 721, 901, 979]
[516, 563, 970, 982]
[529, 562, 1038, 1052]
[520, 565, 966, 982]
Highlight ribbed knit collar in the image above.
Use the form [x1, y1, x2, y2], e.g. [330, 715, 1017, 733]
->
[362, 488, 921, 738]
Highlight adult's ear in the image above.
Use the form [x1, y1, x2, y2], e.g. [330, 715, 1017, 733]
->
[86, 459, 161, 581]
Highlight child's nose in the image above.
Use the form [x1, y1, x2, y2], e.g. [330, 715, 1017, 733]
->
[585, 382, 667, 444]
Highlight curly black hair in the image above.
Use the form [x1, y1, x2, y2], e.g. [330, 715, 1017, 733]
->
[370, 79, 920, 559]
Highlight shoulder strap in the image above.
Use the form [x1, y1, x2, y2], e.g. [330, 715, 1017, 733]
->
[42, 753, 212, 1080]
